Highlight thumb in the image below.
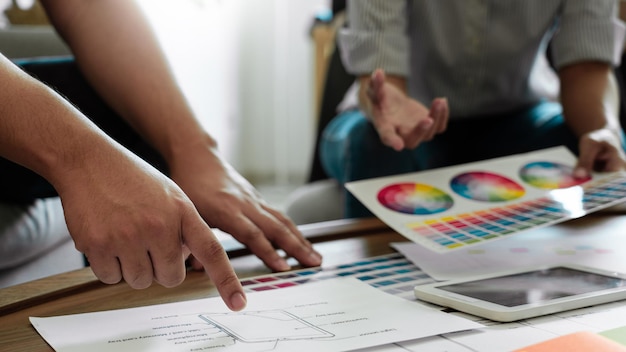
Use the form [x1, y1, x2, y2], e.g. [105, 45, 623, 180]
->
[368, 69, 386, 105]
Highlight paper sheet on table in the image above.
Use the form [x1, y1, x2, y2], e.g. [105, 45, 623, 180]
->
[392, 214, 626, 281]
[30, 277, 482, 352]
[511, 331, 626, 352]
[376, 300, 626, 352]
[601, 325, 626, 346]
[346, 146, 626, 253]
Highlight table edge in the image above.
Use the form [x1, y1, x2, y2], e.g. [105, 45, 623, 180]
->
[0, 217, 389, 316]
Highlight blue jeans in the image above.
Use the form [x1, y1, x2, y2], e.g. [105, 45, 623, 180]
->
[320, 102, 622, 218]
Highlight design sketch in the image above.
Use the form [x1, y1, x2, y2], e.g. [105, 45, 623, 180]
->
[198, 309, 335, 343]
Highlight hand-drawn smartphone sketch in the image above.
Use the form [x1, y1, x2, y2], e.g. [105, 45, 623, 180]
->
[199, 310, 335, 343]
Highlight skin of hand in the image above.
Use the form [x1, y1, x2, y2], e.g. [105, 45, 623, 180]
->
[559, 62, 626, 178]
[358, 69, 449, 151]
[0, 57, 246, 311]
[40, 0, 322, 272]
[58, 147, 248, 311]
[168, 142, 323, 272]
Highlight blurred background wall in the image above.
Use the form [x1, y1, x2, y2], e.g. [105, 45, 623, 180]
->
[0, 0, 331, 188]
[135, 0, 329, 186]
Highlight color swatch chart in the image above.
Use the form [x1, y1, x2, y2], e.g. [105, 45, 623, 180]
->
[239, 253, 433, 300]
[346, 147, 626, 253]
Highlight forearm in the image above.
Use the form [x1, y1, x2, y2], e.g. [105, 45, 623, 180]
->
[0, 56, 132, 191]
[39, 0, 214, 164]
[559, 62, 622, 140]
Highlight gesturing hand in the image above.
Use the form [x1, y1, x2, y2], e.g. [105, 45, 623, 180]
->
[363, 69, 449, 150]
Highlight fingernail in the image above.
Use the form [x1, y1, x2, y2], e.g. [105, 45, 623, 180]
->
[573, 167, 588, 179]
[274, 258, 291, 272]
[309, 251, 323, 265]
[314, 251, 323, 261]
[230, 292, 247, 311]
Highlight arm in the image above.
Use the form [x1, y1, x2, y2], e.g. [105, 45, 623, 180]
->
[342, 1, 448, 150]
[559, 62, 626, 176]
[0, 56, 245, 310]
[550, 0, 626, 176]
[39, 0, 321, 271]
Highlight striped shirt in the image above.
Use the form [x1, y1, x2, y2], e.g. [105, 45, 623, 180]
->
[338, 0, 625, 118]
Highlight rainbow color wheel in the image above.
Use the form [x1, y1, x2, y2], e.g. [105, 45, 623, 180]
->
[519, 161, 591, 189]
[377, 183, 454, 215]
[450, 171, 525, 202]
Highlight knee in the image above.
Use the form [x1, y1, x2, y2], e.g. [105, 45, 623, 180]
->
[319, 110, 374, 181]
[321, 109, 373, 144]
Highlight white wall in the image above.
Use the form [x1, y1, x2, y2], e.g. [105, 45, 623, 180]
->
[137, 0, 329, 185]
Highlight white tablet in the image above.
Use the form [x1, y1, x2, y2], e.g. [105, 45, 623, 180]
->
[414, 264, 626, 322]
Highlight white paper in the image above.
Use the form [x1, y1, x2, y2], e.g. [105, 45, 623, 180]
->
[393, 299, 626, 352]
[392, 214, 626, 281]
[346, 147, 626, 253]
[30, 278, 482, 352]
[351, 299, 626, 351]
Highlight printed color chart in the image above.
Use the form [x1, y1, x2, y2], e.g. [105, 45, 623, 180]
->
[346, 147, 626, 253]
[377, 183, 454, 215]
[240, 253, 431, 300]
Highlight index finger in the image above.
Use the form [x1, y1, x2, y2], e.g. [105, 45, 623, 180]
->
[182, 210, 246, 311]
[375, 121, 405, 150]
[248, 205, 322, 268]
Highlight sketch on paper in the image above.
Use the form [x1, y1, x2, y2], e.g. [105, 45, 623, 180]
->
[199, 309, 334, 343]
[30, 278, 483, 352]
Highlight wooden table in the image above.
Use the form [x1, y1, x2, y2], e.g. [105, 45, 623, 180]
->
[0, 218, 402, 351]
[1, 214, 625, 351]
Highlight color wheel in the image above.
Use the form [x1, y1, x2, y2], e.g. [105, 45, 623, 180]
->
[377, 183, 453, 215]
[450, 171, 525, 202]
[519, 161, 591, 189]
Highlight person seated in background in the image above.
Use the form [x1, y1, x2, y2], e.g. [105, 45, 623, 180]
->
[0, 0, 321, 311]
[321, 0, 626, 218]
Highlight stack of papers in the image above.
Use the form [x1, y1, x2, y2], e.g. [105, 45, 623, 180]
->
[31, 278, 481, 352]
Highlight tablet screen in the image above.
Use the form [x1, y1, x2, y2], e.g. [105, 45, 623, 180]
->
[436, 267, 626, 307]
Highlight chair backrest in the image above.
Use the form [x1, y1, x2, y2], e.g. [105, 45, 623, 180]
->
[308, 11, 355, 183]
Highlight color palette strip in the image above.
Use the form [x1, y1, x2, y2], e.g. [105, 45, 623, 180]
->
[239, 253, 433, 299]
[404, 173, 626, 252]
